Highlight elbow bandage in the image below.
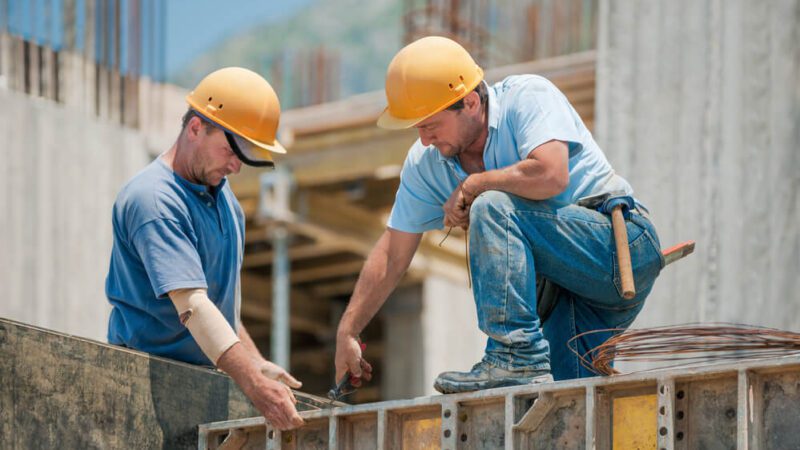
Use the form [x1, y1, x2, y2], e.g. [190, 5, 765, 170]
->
[169, 288, 240, 365]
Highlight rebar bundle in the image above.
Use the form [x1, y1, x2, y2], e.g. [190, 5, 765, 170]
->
[569, 323, 800, 376]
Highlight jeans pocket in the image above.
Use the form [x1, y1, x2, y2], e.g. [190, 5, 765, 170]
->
[612, 229, 663, 299]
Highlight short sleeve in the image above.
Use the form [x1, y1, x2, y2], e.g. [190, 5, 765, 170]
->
[386, 160, 446, 233]
[509, 78, 583, 160]
[131, 219, 207, 298]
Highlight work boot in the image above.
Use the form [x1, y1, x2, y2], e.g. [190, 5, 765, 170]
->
[433, 361, 553, 394]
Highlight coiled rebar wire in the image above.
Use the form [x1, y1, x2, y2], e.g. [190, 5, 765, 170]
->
[567, 323, 800, 376]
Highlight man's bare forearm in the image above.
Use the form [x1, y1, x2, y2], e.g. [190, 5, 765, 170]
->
[218, 342, 261, 391]
[238, 325, 265, 363]
[337, 229, 421, 338]
[462, 140, 569, 201]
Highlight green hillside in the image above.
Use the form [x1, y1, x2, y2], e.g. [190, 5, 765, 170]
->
[173, 0, 402, 108]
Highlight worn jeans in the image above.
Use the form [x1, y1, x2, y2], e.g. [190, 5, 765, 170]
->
[468, 191, 664, 380]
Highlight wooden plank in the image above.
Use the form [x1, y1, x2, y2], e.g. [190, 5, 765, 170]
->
[307, 278, 359, 299]
[243, 242, 347, 269]
[241, 302, 332, 340]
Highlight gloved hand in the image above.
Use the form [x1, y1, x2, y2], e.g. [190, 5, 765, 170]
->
[258, 360, 303, 389]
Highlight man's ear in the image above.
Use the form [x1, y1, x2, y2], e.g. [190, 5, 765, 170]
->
[186, 116, 203, 141]
[463, 91, 481, 113]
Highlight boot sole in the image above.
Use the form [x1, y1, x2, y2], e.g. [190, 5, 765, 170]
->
[434, 373, 553, 394]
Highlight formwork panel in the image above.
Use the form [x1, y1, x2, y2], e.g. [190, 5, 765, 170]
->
[386, 406, 442, 450]
[337, 413, 378, 450]
[197, 356, 800, 450]
[760, 371, 800, 450]
[457, 399, 506, 449]
[515, 392, 586, 449]
[283, 418, 328, 450]
[677, 376, 738, 450]
[208, 426, 267, 450]
[600, 384, 657, 449]
[612, 393, 657, 449]
[241, 429, 267, 449]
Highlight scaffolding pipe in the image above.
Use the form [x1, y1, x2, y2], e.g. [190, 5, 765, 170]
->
[271, 225, 290, 369]
[259, 168, 294, 370]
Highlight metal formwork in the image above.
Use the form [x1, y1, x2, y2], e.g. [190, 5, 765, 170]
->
[199, 355, 800, 449]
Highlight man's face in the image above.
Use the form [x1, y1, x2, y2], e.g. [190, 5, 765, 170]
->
[413, 93, 483, 158]
[186, 117, 243, 186]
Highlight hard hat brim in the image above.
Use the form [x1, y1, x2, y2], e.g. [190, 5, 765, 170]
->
[246, 135, 287, 155]
[377, 76, 484, 130]
[376, 108, 427, 130]
[236, 136, 286, 167]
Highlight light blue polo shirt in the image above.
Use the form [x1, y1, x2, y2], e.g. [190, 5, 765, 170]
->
[105, 158, 244, 366]
[387, 75, 634, 233]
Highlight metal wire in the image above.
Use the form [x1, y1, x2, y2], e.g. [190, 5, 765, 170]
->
[568, 323, 800, 376]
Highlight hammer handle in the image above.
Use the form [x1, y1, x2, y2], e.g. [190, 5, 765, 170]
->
[611, 206, 636, 299]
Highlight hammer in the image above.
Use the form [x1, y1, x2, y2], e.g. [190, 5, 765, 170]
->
[577, 192, 637, 299]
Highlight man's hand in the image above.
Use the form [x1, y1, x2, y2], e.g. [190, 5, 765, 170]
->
[258, 360, 303, 389]
[217, 343, 304, 430]
[443, 182, 476, 229]
[244, 376, 305, 430]
[334, 334, 373, 387]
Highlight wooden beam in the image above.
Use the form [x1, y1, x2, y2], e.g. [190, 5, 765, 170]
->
[240, 299, 332, 339]
[290, 260, 364, 284]
[243, 242, 346, 269]
[307, 278, 359, 299]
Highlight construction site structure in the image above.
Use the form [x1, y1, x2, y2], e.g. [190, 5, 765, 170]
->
[0, 317, 332, 449]
[4, 315, 799, 449]
[199, 354, 800, 449]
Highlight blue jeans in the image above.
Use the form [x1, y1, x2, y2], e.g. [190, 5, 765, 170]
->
[468, 191, 664, 380]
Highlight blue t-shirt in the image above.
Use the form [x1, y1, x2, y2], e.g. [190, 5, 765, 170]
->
[387, 75, 634, 233]
[105, 158, 244, 366]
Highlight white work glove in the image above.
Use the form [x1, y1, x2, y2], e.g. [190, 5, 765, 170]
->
[258, 360, 303, 389]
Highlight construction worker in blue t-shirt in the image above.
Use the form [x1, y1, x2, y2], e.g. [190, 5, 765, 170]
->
[335, 36, 664, 393]
[106, 67, 304, 430]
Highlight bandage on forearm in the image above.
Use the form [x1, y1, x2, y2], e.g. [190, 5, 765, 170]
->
[168, 288, 240, 365]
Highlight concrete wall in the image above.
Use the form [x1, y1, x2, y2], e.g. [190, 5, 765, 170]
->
[0, 318, 265, 449]
[0, 89, 152, 340]
[595, 0, 800, 328]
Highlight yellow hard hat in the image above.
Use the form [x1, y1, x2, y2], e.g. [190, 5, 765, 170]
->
[377, 36, 484, 130]
[186, 67, 285, 167]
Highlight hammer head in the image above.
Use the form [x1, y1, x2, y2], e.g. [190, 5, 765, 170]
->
[577, 191, 635, 218]
[576, 192, 612, 210]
